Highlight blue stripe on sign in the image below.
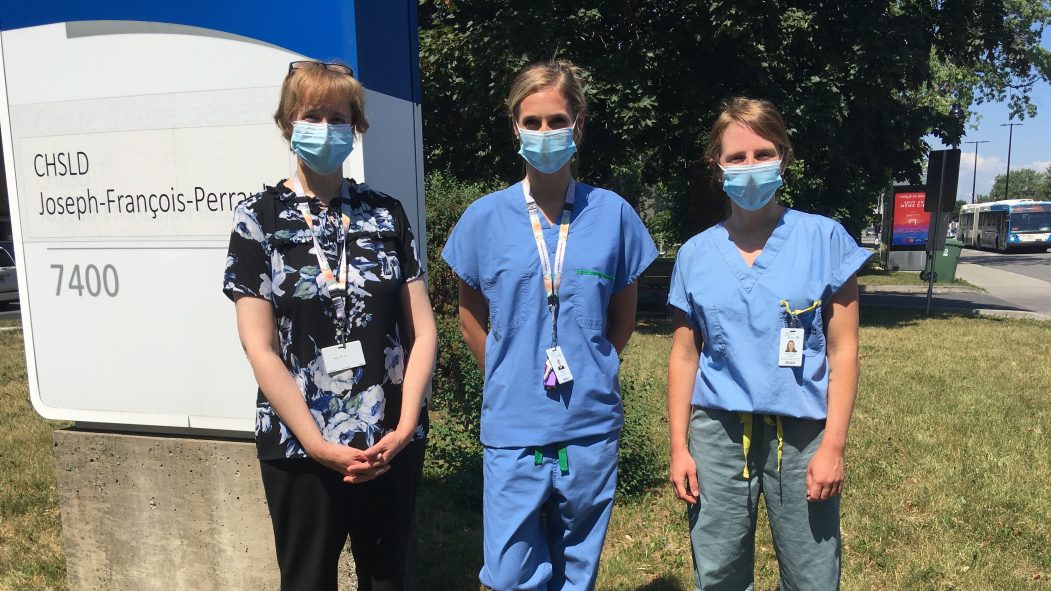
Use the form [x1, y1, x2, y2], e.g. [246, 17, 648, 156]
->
[353, 1, 421, 105]
[2, 0, 418, 105]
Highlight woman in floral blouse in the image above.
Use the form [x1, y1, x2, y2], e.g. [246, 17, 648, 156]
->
[223, 61, 436, 591]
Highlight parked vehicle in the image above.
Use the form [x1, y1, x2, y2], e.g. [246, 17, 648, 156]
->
[0, 245, 16, 307]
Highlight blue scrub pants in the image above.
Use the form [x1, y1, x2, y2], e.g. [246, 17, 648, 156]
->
[688, 407, 840, 591]
[481, 432, 619, 591]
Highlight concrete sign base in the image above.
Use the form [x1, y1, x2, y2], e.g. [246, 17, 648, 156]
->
[53, 429, 357, 590]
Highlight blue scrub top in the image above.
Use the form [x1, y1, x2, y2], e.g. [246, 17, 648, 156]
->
[442, 181, 658, 448]
[668, 209, 871, 419]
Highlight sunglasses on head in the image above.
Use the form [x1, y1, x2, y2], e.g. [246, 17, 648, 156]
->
[288, 61, 355, 77]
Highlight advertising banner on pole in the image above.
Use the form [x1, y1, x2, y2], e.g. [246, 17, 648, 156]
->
[891, 190, 930, 247]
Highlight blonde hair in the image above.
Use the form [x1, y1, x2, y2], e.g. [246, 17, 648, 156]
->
[704, 97, 793, 175]
[506, 60, 587, 145]
[273, 62, 369, 141]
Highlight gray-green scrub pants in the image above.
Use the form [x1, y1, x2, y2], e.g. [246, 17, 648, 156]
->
[688, 407, 841, 591]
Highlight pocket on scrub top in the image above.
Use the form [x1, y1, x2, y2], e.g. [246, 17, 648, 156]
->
[801, 305, 826, 352]
[699, 303, 728, 356]
[780, 304, 826, 354]
[569, 268, 614, 330]
[482, 267, 536, 338]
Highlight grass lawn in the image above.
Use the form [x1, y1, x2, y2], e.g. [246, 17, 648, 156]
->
[857, 264, 981, 290]
[0, 331, 69, 591]
[418, 308, 1051, 590]
[599, 310, 1050, 591]
[2, 308, 1050, 590]
[0, 319, 21, 328]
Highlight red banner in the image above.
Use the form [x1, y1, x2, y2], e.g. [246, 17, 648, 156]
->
[892, 192, 930, 246]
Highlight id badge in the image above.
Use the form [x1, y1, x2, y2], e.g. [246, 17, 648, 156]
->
[321, 341, 366, 374]
[545, 346, 574, 384]
[778, 328, 804, 367]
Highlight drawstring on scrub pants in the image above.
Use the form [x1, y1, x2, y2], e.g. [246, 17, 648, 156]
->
[737, 299, 819, 479]
[535, 445, 570, 475]
[738, 414, 783, 479]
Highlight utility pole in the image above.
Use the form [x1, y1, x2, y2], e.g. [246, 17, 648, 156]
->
[1001, 123, 1022, 200]
[963, 140, 989, 204]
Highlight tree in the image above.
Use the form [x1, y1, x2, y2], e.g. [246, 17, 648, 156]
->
[418, 0, 1051, 236]
[982, 168, 1051, 201]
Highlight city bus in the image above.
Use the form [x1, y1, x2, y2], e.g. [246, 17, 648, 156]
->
[958, 199, 1051, 252]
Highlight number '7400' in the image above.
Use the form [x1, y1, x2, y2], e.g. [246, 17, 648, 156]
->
[50, 264, 119, 297]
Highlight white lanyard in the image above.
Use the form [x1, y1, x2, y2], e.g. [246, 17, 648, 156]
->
[523, 179, 575, 346]
[291, 175, 352, 341]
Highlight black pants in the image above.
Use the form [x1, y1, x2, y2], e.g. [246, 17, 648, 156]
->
[259, 439, 425, 591]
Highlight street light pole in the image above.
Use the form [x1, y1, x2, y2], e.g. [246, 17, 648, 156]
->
[963, 140, 989, 204]
[1001, 122, 1022, 200]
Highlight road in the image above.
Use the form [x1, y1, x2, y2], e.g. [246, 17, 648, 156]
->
[958, 247, 1051, 283]
[0, 303, 21, 322]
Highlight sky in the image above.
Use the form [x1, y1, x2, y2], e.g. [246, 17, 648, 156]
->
[928, 28, 1051, 203]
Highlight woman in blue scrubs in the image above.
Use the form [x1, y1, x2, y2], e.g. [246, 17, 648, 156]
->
[666, 97, 870, 590]
[442, 60, 657, 591]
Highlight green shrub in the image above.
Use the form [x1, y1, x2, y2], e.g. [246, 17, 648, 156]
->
[617, 371, 668, 497]
[424, 170, 500, 316]
[425, 317, 485, 507]
[423, 171, 496, 505]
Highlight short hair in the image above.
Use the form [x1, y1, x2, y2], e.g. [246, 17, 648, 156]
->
[506, 60, 587, 145]
[704, 97, 793, 173]
[273, 62, 369, 141]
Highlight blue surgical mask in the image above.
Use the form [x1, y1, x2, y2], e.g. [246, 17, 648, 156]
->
[291, 121, 356, 175]
[720, 159, 784, 210]
[516, 122, 577, 174]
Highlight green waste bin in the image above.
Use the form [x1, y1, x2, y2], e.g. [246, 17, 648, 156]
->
[924, 238, 963, 282]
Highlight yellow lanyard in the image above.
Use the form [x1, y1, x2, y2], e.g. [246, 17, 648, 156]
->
[780, 299, 822, 326]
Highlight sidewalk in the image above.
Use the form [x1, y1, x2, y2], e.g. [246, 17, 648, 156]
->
[955, 262, 1051, 319]
[860, 263, 1051, 321]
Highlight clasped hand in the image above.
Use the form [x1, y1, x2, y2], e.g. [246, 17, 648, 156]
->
[310, 429, 411, 484]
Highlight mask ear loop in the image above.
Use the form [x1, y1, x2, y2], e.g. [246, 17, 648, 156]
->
[287, 140, 306, 199]
[570, 113, 582, 145]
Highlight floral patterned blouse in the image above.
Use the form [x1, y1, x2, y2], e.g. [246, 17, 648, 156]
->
[223, 179, 427, 460]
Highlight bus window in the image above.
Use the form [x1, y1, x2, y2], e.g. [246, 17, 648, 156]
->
[1011, 212, 1051, 233]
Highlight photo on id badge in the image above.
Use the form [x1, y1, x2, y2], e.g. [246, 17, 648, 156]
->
[546, 346, 573, 384]
[778, 327, 804, 367]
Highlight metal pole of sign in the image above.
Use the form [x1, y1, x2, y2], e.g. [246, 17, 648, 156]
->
[927, 104, 965, 317]
[925, 153, 947, 317]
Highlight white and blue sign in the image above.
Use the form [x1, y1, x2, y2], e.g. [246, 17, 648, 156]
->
[0, 1, 425, 432]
